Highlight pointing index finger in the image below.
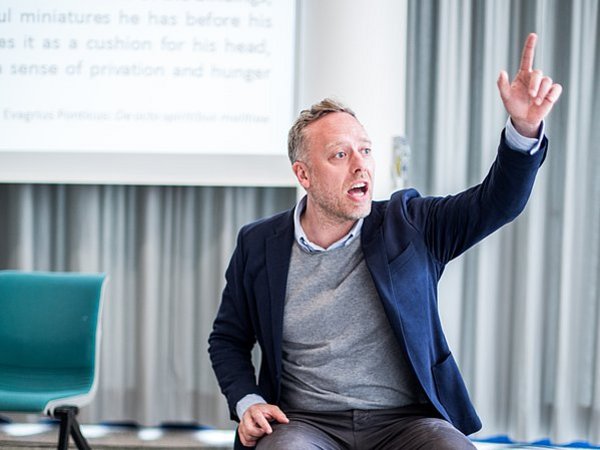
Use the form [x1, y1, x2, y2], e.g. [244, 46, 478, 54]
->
[519, 33, 538, 72]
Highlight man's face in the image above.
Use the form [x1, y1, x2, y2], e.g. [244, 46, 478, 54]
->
[293, 112, 375, 222]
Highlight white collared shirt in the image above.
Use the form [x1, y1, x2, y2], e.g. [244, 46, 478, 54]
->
[293, 195, 363, 253]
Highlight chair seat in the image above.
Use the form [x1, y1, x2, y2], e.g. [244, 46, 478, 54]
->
[0, 364, 93, 412]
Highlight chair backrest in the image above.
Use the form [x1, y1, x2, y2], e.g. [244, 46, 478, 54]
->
[0, 271, 106, 374]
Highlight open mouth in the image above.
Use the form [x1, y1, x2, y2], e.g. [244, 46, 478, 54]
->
[347, 182, 368, 198]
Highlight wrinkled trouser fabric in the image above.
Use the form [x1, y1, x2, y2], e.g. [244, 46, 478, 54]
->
[255, 406, 476, 450]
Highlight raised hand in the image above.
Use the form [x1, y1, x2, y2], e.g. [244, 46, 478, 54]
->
[497, 33, 563, 137]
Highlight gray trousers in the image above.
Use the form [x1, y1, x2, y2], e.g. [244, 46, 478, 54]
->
[255, 406, 476, 450]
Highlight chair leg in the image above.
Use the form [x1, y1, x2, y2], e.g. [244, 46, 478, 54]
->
[54, 406, 91, 450]
[69, 417, 91, 450]
[55, 408, 72, 450]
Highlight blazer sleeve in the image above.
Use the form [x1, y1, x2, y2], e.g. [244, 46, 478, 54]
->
[403, 131, 547, 265]
[208, 229, 262, 421]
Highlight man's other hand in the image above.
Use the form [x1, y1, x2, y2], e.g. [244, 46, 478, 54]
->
[238, 403, 289, 447]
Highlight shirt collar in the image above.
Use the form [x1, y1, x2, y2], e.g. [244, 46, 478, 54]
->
[293, 195, 363, 253]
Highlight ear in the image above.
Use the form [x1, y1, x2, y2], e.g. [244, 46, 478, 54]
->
[292, 161, 310, 190]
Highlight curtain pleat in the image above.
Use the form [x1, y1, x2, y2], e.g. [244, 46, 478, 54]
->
[0, 184, 296, 429]
[407, 0, 600, 444]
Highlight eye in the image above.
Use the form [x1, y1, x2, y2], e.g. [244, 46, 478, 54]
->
[334, 151, 347, 159]
[362, 147, 372, 155]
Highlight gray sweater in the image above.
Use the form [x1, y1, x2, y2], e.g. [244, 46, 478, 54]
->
[280, 237, 424, 411]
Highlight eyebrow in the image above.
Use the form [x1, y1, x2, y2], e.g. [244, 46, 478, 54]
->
[325, 138, 372, 149]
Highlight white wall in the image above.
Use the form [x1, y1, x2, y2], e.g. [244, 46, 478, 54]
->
[296, 0, 408, 200]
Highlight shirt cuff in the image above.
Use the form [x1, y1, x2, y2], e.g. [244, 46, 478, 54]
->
[505, 118, 545, 155]
[236, 394, 267, 420]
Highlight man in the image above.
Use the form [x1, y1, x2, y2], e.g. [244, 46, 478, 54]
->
[209, 33, 562, 449]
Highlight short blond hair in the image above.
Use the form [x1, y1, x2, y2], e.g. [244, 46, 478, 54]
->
[287, 98, 356, 164]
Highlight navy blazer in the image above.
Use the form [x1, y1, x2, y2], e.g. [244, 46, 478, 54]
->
[209, 134, 547, 447]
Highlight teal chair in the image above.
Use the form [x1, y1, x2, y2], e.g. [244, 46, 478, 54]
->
[0, 270, 107, 450]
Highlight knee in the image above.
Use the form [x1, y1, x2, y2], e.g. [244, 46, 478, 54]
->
[410, 418, 476, 450]
[427, 419, 476, 450]
[254, 426, 310, 450]
[256, 422, 333, 450]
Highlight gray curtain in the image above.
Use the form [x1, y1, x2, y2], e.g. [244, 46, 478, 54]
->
[406, 0, 600, 444]
[0, 184, 296, 429]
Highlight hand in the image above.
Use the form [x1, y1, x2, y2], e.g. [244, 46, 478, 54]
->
[238, 403, 289, 447]
[497, 33, 563, 137]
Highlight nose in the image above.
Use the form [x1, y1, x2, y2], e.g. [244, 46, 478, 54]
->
[350, 149, 369, 173]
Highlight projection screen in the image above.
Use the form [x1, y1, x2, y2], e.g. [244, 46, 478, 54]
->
[0, 0, 297, 186]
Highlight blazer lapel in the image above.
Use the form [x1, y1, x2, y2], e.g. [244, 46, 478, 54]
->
[265, 211, 294, 377]
[361, 206, 402, 331]
[362, 227, 395, 305]
[362, 205, 387, 289]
